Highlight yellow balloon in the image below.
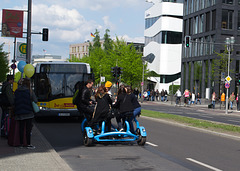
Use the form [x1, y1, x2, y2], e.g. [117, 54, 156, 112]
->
[24, 64, 35, 78]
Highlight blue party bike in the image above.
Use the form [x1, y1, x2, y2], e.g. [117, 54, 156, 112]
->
[81, 116, 147, 146]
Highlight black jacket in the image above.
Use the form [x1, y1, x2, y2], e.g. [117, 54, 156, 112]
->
[130, 93, 141, 109]
[14, 86, 37, 120]
[79, 86, 92, 107]
[91, 93, 112, 123]
[113, 93, 134, 114]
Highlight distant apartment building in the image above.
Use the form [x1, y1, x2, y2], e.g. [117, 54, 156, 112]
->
[69, 40, 144, 59]
[144, 0, 183, 91]
[181, 0, 240, 98]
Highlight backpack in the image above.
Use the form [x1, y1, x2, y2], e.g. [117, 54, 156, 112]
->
[72, 81, 84, 105]
[0, 84, 11, 107]
[72, 89, 80, 105]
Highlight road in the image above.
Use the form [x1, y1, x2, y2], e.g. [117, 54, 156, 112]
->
[141, 101, 240, 126]
[35, 115, 240, 171]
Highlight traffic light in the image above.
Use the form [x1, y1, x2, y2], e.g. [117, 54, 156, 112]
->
[236, 73, 240, 86]
[111, 67, 117, 77]
[42, 28, 49, 41]
[185, 36, 190, 47]
[116, 67, 123, 77]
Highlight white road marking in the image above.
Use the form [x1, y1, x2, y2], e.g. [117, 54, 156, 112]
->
[146, 142, 158, 147]
[186, 158, 222, 171]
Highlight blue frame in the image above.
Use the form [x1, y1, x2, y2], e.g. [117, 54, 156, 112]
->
[81, 118, 147, 143]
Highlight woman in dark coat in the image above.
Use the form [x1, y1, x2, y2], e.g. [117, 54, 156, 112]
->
[113, 86, 134, 131]
[14, 78, 37, 149]
[90, 85, 112, 132]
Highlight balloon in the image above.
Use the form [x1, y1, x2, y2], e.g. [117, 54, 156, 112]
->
[24, 64, 35, 78]
[17, 61, 27, 73]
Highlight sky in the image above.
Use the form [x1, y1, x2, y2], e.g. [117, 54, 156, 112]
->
[0, 0, 152, 61]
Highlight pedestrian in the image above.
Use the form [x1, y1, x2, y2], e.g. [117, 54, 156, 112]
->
[191, 92, 195, 105]
[143, 90, 148, 101]
[188, 92, 192, 105]
[77, 79, 95, 122]
[155, 89, 159, 101]
[133, 88, 139, 99]
[221, 92, 225, 107]
[212, 92, 216, 109]
[14, 78, 37, 149]
[175, 89, 181, 105]
[90, 85, 112, 132]
[126, 86, 141, 133]
[1, 75, 14, 138]
[113, 86, 134, 131]
[183, 89, 190, 106]
[229, 92, 235, 110]
[164, 90, 168, 102]
[195, 92, 201, 104]
[147, 89, 150, 101]
[236, 94, 239, 110]
[105, 81, 113, 99]
[160, 89, 165, 102]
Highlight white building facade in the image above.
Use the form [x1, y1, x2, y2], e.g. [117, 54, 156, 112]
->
[144, 0, 183, 91]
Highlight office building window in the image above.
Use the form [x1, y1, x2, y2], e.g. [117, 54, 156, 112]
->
[200, 0, 205, 10]
[205, 36, 210, 55]
[206, 12, 210, 32]
[194, 16, 199, 34]
[189, 18, 193, 35]
[222, 9, 233, 29]
[239, 0, 240, 5]
[145, 16, 160, 29]
[222, 0, 233, 4]
[210, 35, 215, 54]
[199, 14, 204, 33]
[199, 37, 204, 56]
[238, 10, 240, 30]
[212, 10, 216, 30]
[184, 20, 187, 36]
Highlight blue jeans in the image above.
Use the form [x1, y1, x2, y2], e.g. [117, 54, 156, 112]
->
[212, 101, 216, 109]
[161, 96, 164, 101]
[196, 99, 201, 104]
[130, 107, 141, 133]
[230, 101, 233, 109]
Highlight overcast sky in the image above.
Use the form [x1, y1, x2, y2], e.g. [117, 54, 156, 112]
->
[1, 0, 152, 60]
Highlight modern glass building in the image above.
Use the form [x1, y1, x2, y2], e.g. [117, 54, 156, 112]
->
[181, 0, 240, 99]
[144, 0, 183, 91]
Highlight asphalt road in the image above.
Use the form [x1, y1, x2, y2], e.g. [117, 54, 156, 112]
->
[35, 115, 240, 171]
[141, 101, 240, 126]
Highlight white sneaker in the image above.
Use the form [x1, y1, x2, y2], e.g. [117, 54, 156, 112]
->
[27, 145, 36, 149]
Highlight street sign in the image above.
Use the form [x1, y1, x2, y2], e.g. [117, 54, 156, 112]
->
[11, 63, 16, 69]
[225, 76, 232, 82]
[225, 82, 230, 89]
[100, 76, 105, 82]
[141, 82, 144, 86]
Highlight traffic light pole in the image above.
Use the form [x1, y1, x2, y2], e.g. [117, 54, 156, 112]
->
[26, 0, 32, 64]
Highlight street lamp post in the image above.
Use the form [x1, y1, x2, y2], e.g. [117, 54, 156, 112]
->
[141, 59, 145, 103]
[225, 37, 235, 114]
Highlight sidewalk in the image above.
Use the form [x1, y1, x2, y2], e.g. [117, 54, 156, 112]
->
[0, 124, 72, 171]
[142, 98, 240, 116]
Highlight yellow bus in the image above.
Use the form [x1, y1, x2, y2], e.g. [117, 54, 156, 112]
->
[33, 61, 93, 118]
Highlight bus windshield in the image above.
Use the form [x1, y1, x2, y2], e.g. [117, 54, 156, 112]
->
[35, 63, 90, 101]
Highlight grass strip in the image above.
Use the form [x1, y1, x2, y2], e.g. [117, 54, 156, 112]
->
[142, 109, 240, 134]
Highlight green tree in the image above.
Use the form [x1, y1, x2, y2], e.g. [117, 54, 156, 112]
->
[103, 29, 113, 52]
[69, 29, 145, 87]
[0, 43, 9, 82]
[212, 47, 234, 84]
